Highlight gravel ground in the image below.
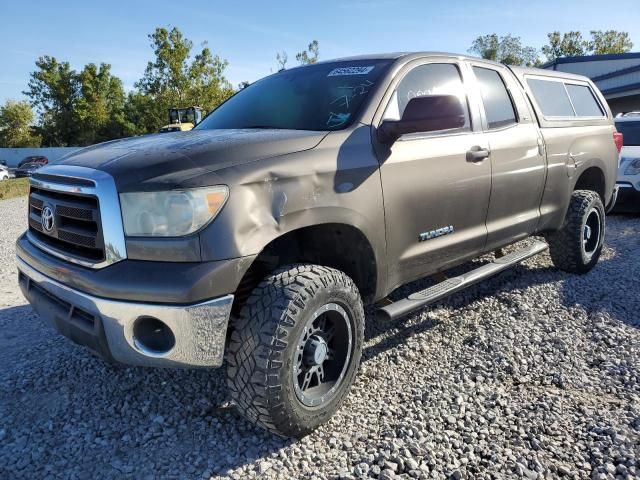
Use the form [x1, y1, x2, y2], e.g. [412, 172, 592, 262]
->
[0, 195, 639, 480]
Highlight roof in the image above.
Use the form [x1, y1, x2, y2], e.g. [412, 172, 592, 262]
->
[323, 52, 409, 62]
[277, 52, 594, 87]
[509, 65, 592, 82]
[318, 52, 595, 77]
[318, 51, 503, 66]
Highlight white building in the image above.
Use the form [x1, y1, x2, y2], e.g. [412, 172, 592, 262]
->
[542, 52, 640, 115]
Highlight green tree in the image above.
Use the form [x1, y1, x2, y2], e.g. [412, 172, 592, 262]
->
[133, 26, 233, 132]
[24, 56, 132, 146]
[542, 30, 633, 61]
[542, 31, 588, 61]
[0, 100, 41, 147]
[76, 63, 132, 144]
[124, 92, 158, 135]
[589, 30, 633, 55]
[296, 40, 319, 65]
[24, 56, 79, 146]
[187, 45, 234, 108]
[469, 34, 539, 66]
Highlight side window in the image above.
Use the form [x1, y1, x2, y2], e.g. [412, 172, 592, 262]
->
[526, 78, 575, 117]
[565, 84, 604, 117]
[383, 63, 471, 131]
[473, 67, 517, 129]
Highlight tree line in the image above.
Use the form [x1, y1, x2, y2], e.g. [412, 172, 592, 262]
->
[469, 30, 633, 66]
[1, 27, 237, 148]
[0, 28, 634, 149]
[0, 27, 320, 149]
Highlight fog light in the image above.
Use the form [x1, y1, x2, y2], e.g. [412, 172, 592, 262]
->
[133, 316, 176, 357]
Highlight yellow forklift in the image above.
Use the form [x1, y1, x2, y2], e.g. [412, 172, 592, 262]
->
[158, 106, 204, 133]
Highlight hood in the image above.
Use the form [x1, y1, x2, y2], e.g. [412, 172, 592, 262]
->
[57, 128, 328, 191]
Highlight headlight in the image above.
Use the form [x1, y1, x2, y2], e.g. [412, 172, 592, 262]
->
[624, 158, 640, 176]
[120, 186, 228, 237]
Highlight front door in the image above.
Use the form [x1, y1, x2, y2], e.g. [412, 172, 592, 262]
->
[376, 60, 492, 290]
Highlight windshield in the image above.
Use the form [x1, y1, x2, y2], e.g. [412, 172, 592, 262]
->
[197, 59, 393, 131]
[616, 120, 640, 146]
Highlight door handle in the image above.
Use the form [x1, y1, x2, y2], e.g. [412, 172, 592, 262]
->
[466, 147, 490, 163]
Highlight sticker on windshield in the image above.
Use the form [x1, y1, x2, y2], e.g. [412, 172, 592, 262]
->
[327, 112, 351, 127]
[327, 66, 375, 77]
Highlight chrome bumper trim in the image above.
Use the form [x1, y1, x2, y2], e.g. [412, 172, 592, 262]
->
[17, 257, 233, 368]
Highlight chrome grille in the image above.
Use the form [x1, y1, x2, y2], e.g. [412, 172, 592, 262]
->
[28, 185, 105, 262]
[25, 166, 127, 269]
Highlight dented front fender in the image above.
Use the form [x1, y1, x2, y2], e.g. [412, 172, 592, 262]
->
[196, 126, 388, 296]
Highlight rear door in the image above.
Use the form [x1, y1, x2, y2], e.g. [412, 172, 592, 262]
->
[467, 62, 546, 250]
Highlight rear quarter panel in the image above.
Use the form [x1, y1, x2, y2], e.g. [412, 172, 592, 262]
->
[537, 124, 618, 231]
[508, 67, 618, 231]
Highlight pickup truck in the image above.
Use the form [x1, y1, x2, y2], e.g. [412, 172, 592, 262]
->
[16, 52, 620, 438]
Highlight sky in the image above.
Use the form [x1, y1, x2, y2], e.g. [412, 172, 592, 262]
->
[1, 0, 639, 104]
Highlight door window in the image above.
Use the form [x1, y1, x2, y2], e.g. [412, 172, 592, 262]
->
[473, 67, 517, 129]
[383, 63, 471, 131]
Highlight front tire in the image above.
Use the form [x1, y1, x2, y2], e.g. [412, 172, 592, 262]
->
[226, 264, 365, 438]
[545, 190, 606, 274]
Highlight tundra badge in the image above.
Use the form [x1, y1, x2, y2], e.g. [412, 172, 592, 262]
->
[419, 226, 454, 242]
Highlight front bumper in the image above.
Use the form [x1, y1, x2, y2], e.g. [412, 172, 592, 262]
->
[17, 256, 234, 368]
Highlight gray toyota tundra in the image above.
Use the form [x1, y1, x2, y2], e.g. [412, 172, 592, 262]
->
[16, 52, 621, 438]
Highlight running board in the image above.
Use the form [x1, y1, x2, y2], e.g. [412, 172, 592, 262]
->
[377, 240, 548, 321]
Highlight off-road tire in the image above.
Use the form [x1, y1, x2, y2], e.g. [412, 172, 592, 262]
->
[226, 264, 365, 438]
[545, 190, 605, 274]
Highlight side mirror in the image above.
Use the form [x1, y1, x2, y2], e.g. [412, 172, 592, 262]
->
[377, 95, 466, 144]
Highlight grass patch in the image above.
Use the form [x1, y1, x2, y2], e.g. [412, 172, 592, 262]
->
[0, 178, 30, 200]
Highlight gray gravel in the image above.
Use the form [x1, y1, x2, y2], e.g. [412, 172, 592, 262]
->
[1, 195, 639, 480]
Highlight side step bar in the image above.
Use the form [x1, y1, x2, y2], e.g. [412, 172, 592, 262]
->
[377, 240, 548, 321]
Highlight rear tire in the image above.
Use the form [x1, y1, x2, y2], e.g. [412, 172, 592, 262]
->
[545, 190, 605, 274]
[226, 264, 364, 438]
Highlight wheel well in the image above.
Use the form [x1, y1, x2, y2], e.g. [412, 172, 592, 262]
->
[232, 224, 377, 314]
[574, 167, 605, 203]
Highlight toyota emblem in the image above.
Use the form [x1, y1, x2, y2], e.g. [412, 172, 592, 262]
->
[41, 206, 55, 232]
